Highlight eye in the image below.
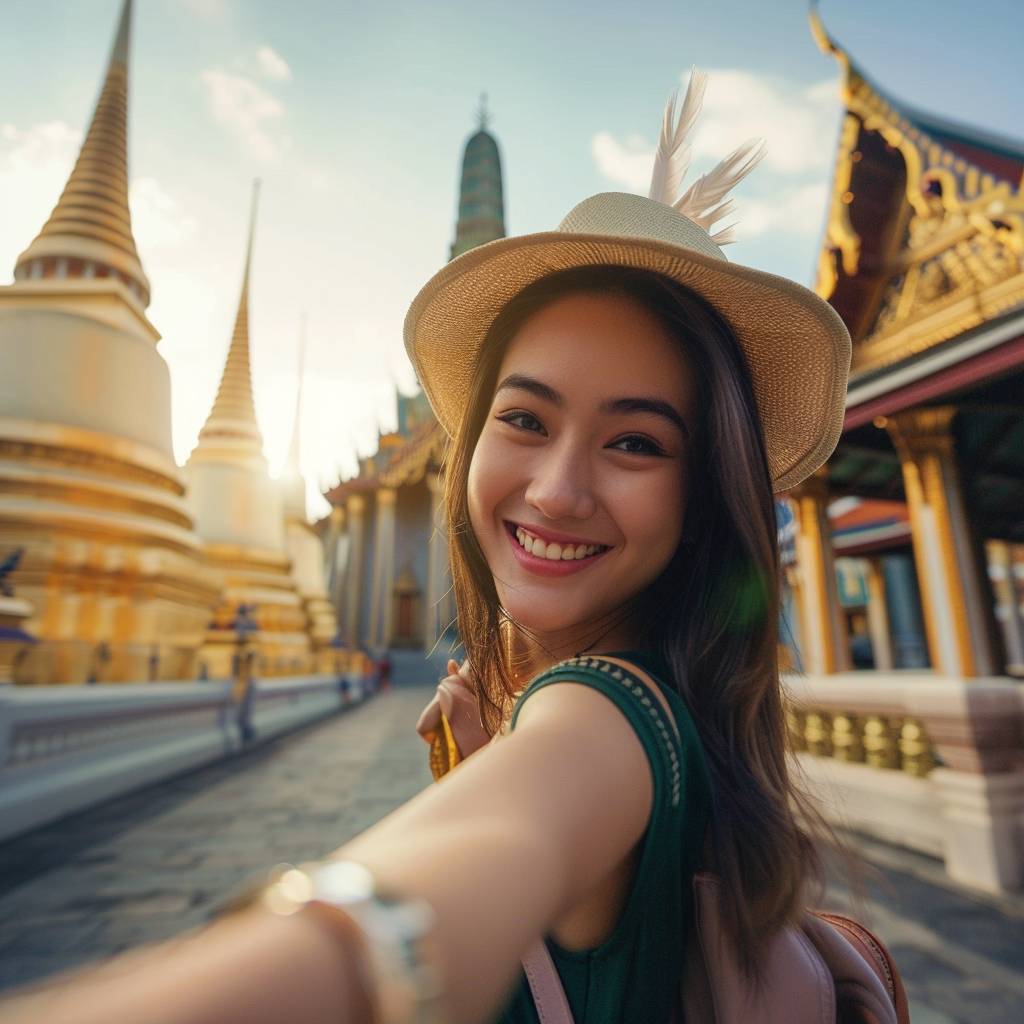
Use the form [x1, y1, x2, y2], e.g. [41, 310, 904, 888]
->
[607, 434, 667, 457]
[496, 410, 547, 435]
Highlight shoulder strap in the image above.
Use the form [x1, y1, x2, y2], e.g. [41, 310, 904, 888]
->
[521, 942, 575, 1024]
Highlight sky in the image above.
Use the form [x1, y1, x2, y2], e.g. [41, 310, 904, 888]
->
[1, 0, 1022, 518]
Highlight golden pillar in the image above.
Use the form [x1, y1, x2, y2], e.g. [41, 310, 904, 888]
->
[788, 468, 849, 674]
[883, 408, 995, 677]
[343, 494, 366, 646]
[864, 557, 894, 670]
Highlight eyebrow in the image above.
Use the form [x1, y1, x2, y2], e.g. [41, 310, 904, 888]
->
[495, 373, 690, 438]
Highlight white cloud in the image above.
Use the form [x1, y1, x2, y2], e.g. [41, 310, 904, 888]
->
[685, 70, 841, 175]
[738, 182, 829, 238]
[591, 131, 653, 192]
[200, 69, 286, 161]
[130, 178, 199, 252]
[590, 69, 842, 240]
[0, 121, 82, 277]
[179, 0, 229, 18]
[257, 46, 291, 83]
[593, 71, 842, 187]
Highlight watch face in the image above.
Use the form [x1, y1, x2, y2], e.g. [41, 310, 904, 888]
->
[313, 860, 376, 903]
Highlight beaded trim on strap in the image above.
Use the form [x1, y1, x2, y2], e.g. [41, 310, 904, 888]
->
[534, 655, 682, 810]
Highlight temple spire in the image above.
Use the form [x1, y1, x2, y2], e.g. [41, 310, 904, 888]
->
[15, 0, 150, 306]
[282, 315, 309, 520]
[193, 181, 264, 458]
[286, 314, 307, 475]
[449, 98, 506, 261]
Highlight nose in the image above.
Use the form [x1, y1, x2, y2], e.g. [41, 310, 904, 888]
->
[523, 437, 597, 522]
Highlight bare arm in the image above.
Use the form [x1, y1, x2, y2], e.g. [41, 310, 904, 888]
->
[0, 682, 655, 1024]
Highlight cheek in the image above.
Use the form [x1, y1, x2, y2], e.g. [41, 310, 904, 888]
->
[617, 468, 687, 566]
[467, 431, 507, 547]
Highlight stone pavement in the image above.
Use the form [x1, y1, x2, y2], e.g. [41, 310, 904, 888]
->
[1, 682, 1022, 1022]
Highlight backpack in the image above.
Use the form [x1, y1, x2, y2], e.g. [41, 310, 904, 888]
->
[419, 654, 910, 1024]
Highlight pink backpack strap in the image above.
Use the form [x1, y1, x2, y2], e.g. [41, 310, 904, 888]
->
[521, 940, 575, 1024]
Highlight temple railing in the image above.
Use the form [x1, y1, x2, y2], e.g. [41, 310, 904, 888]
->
[784, 671, 1024, 894]
[0, 672, 374, 844]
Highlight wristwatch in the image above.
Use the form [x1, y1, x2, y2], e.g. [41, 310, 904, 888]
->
[261, 859, 447, 1024]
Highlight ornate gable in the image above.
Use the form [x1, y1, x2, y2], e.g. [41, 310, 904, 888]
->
[811, 9, 1024, 378]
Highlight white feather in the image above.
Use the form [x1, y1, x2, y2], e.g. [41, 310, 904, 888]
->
[673, 138, 767, 234]
[647, 67, 707, 207]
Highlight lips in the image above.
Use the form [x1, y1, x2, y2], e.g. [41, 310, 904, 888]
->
[503, 520, 611, 576]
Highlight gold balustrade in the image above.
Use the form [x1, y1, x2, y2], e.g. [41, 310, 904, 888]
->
[786, 701, 936, 777]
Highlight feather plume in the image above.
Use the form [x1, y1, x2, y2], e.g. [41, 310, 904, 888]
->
[645, 69, 766, 246]
[647, 67, 707, 207]
[673, 138, 767, 234]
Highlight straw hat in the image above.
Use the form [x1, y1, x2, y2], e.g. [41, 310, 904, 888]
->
[404, 72, 850, 494]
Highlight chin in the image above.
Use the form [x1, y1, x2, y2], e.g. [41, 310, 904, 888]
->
[496, 581, 614, 638]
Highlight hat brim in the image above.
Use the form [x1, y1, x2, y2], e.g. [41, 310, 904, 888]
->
[403, 231, 851, 493]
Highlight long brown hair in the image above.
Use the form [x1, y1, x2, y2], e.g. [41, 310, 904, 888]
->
[443, 265, 822, 976]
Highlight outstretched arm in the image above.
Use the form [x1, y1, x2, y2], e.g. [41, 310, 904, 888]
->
[0, 682, 656, 1024]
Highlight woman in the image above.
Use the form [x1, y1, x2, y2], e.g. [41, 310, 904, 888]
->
[0, 73, 850, 1024]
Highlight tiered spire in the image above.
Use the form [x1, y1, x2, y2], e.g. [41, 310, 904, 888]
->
[282, 316, 309, 520]
[449, 95, 506, 261]
[15, 0, 150, 306]
[193, 181, 265, 457]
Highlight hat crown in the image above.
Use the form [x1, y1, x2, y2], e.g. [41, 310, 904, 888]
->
[558, 192, 728, 263]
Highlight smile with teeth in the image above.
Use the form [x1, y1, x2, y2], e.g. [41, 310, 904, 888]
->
[513, 525, 609, 561]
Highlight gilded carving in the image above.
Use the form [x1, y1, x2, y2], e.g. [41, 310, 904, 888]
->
[811, 7, 1024, 375]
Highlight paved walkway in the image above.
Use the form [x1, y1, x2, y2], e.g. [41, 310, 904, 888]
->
[1, 683, 1021, 1022]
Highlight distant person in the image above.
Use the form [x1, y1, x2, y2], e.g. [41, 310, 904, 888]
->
[377, 652, 392, 691]
[0, 73, 906, 1024]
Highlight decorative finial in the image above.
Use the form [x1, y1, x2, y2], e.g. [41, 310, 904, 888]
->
[110, 0, 133, 67]
[477, 92, 491, 130]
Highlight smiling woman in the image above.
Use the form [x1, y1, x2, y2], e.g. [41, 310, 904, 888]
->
[0, 72, 882, 1024]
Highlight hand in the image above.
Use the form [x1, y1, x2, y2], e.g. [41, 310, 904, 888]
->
[415, 660, 488, 756]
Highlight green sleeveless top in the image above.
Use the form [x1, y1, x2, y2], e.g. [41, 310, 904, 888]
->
[491, 652, 712, 1024]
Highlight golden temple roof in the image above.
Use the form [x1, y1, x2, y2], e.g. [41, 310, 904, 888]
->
[810, 4, 1024, 375]
[15, 0, 151, 306]
[193, 181, 266, 459]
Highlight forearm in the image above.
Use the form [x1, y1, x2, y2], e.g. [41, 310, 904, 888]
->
[0, 908, 371, 1024]
[340, 813, 562, 1024]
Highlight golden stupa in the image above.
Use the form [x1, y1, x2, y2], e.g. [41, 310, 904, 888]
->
[0, 0, 220, 684]
[184, 183, 313, 679]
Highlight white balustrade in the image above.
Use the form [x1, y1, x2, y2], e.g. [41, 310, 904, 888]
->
[0, 672, 373, 843]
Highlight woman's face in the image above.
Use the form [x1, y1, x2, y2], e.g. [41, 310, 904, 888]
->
[468, 290, 696, 641]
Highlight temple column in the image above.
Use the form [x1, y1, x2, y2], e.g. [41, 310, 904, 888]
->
[864, 557, 894, 670]
[788, 468, 849, 674]
[324, 505, 346, 611]
[883, 408, 996, 677]
[343, 495, 366, 646]
[882, 553, 929, 668]
[424, 472, 450, 652]
[367, 488, 396, 650]
[987, 540, 1024, 675]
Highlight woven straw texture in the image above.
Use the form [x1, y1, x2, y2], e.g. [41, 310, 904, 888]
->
[404, 193, 851, 494]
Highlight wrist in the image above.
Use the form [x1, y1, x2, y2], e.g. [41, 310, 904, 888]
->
[259, 860, 447, 1024]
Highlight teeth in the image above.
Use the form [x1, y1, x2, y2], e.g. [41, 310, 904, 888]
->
[514, 527, 604, 561]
